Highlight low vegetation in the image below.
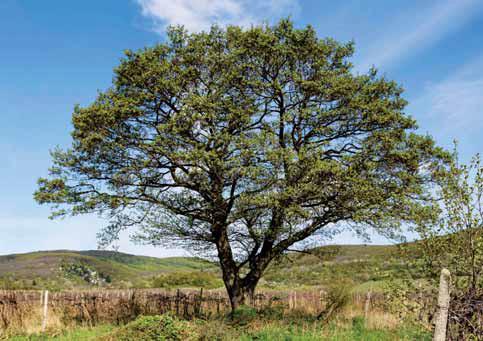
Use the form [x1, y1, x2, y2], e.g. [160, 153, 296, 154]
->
[6, 308, 431, 341]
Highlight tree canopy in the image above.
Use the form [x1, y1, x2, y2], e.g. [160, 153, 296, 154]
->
[35, 20, 448, 309]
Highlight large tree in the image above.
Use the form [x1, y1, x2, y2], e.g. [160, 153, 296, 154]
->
[35, 20, 447, 310]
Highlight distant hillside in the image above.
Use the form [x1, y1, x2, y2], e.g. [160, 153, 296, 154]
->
[0, 245, 405, 291]
[263, 244, 405, 291]
[0, 250, 217, 290]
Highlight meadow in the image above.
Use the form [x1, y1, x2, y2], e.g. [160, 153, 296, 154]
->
[0, 245, 438, 340]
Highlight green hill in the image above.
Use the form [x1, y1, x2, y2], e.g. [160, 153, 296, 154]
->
[0, 250, 217, 290]
[0, 245, 405, 291]
[263, 244, 405, 291]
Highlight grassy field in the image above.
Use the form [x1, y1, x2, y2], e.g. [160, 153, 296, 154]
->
[6, 314, 430, 341]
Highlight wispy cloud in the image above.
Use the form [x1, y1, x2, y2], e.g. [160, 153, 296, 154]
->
[416, 56, 483, 133]
[424, 80, 483, 131]
[407, 55, 483, 161]
[359, 0, 481, 71]
[136, 0, 299, 33]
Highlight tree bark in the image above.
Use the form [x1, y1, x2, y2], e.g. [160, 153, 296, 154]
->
[226, 275, 260, 311]
[227, 284, 246, 311]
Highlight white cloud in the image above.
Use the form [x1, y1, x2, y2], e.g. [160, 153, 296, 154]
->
[136, 0, 299, 33]
[408, 55, 483, 160]
[358, 0, 481, 71]
[416, 55, 483, 133]
[424, 79, 483, 131]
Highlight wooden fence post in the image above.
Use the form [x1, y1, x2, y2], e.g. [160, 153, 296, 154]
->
[433, 268, 451, 341]
[215, 292, 219, 315]
[198, 288, 203, 316]
[41, 290, 49, 332]
[175, 289, 180, 316]
[364, 291, 371, 321]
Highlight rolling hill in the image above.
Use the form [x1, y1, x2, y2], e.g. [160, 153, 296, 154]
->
[0, 250, 217, 290]
[0, 245, 406, 291]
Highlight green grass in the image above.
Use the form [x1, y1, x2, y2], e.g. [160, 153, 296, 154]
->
[5, 319, 430, 341]
[237, 325, 429, 341]
[6, 325, 113, 340]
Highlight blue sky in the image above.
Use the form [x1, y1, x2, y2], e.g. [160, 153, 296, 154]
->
[1, 0, 482, 257]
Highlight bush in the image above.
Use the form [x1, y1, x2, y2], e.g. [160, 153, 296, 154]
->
[103, 314, 195, 341]
[317, 281, 352, 323]
[152, 271, 221, 289]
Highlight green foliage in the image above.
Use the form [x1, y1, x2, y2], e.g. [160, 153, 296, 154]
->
[35, 18, 448, 304]
[230, 305, 258, 325]
[381, 279, 433, 326]
[317, 280, 352, 323]
[152, 271, 222, 289]
[104, 314, 194, 341]
[411, 150, 483, 291]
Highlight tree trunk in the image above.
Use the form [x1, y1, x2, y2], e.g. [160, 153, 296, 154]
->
[226, 277, 259, 312]
[228, 285, 246, 311]
[213, 221, 264, 312]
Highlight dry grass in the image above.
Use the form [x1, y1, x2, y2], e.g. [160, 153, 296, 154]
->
[0, 288, 392, 337]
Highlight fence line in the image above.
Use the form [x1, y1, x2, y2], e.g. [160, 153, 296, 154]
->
[0, 288, 386, 331]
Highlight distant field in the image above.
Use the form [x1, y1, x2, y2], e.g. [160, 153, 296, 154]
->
[0, 244, 406, 291]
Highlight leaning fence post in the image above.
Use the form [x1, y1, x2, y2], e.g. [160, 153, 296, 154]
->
[41, 290, 49, 332]
[433, 268, 451, 341]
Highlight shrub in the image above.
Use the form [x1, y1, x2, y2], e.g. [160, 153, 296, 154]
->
[317, 281, 352, 323]
[103, 314, 195, 341]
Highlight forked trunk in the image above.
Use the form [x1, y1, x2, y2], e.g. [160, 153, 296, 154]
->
[226, 279, 258, 312]
[228, 286, 246, 311]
